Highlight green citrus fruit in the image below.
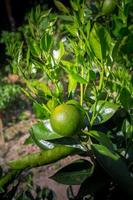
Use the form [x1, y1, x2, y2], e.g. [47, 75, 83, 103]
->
[102, 0, 116, 15]
[50, 103, 82, 137]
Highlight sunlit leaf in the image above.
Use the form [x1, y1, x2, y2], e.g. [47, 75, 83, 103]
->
[64, 67, 87, 84]
[66, 24, 78, 37]
[91, 100, 119, 125]
[68, 74, 77, 94]
[54, 41, 65, 63]
[30, 120, 62, 141]
[89, 24, 112, 61]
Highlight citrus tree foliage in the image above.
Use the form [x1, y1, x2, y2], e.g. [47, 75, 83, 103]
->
[0, 0, 133, 199]
[0, 83, 20, 111]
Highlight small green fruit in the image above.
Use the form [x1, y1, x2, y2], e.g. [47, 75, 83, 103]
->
[50, 103, 82, 137]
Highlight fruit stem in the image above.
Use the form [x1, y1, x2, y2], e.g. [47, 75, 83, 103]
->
[99, 64, 104, 91]
[80, 67, 84, 106]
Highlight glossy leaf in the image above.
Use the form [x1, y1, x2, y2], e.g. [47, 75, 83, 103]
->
[86, 131, 115, 151]
[30, 120, 62, 141]
[48, 137, 86, 151]
[29, 120, 62, 150]
[31, 130, 55, 150]
[91, 100, 119, 125]
[30, 120, 85, 150]
[50, 159, 94, 185]
[92, 144, 133, 198]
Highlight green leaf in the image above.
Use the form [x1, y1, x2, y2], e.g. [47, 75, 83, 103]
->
[40, 33, 53, 52]
[50, 159, 94, 185]
[48, 137, 86, 151]
[92, 144, 133, 198]
[125, 142, 133, 163]
[33, 102, 47, 119]
[89, 24, 102, 61]
[57, 15, 73, 22]
[88, 69, 96, 81]
[26, 48, 30, 67]
[30, 120, 85, 151]
[47, 98, 58, 112]
[54, 41, 65, 63]
[85, 21, 91, 38]
[54, 1, 69, 14]
[66, 99, 80, 106]
[122, 119, 133, 140]
[65, 24, 78, 37]
[0, 170, 20, 189]
[120, 87, 133, 110]
[30, 120, 62, 141]
[64, 67, 87, 84]
[68, 74, 77, 94]
[0, 186, 4, 193]
[89, 24, 112, 61]
[61, 60, 74, 68]
[24, 136, 34, 145]
[32, 80, 52, 96]
[70, 0, 79, 11]
[76, 163, 110, 199]
[30, 129, 55, 150]
[28, 38, 41, 58]
[30, 120, 62, 150]
[86, 131, 115, 151]
[91, 100, 119, 125]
